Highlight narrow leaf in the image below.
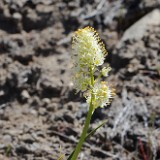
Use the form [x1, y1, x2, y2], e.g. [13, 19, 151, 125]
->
[67, 119, 108, 160]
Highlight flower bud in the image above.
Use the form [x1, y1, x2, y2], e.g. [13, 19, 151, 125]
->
[102, 66, 112, 77]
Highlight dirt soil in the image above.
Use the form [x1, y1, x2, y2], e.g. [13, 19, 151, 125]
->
[0, 0, 160, 160]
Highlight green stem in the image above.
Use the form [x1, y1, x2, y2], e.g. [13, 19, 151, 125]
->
[71, 102, 94, 159]
[71, 66, 95, 160]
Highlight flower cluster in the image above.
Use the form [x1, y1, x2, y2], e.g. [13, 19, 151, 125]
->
[86, 81, 115, 108]
[72, 26, 115, 108]
[72, 26, 107, 68]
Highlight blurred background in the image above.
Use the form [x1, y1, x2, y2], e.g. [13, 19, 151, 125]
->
[0, 0, 160, 159]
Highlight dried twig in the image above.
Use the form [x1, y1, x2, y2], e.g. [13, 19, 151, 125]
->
[82, 0, 106, 19]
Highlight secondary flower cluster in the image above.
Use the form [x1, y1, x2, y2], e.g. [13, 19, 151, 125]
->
[72, 26, 115, 108]
[86, 81, 115, 108]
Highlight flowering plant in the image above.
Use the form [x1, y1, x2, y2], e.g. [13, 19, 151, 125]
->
[69, 26, 115, 159]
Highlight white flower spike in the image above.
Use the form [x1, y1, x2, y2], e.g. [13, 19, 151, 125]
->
[72, 26, 115, 108]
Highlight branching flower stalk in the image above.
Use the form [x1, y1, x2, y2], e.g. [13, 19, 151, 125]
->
[71, 26, 115, 159]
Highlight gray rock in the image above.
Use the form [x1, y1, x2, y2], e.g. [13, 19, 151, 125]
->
[13, 12, 22, 20]
[20, 90, 30, 102]
[2, 135, 12, 145]
[63, 112, 74, 124]
[120, 9, 160, 43]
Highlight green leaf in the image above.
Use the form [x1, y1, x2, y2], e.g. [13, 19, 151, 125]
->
[67, 151, 74, 160]
[67, 119, 108, 160]
[5, 144, 12, 157]
[57, 154, 65, 160]
[85, 119, 108, 141]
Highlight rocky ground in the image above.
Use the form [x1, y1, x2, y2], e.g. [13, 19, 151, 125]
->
[0, 0, 160, 160]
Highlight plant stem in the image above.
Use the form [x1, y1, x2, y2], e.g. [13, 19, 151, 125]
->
[71, 67, 95, 160]
[71, 102, 94, 159]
